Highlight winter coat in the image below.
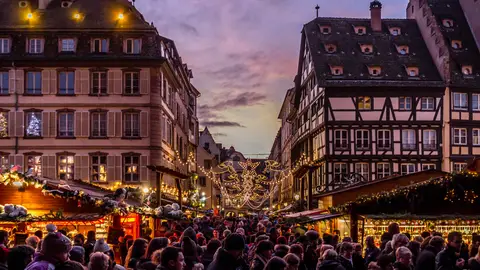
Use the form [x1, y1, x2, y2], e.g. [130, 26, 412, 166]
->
[365, 247, 381, 266]
[250, 254, 268, 270]
[353, 253, 366, 270]
[436, 246, 462, 270]
[207, 248, 248, 270]
[25, 255, 57, 270]
[316, 260, 346, 270]
[415, 245, 437, 270]
[0, 263, 7, 270]
[201, 252, 215, 269]
[337, 256, 354, 270]
[470, 258, 480, 270]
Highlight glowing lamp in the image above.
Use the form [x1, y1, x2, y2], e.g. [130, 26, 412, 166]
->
[73, 13, 81, 20]
[294, 194, 300, 201]
[142, 187, 149, 194]
[12, 181, 23, 187]
[118, 13, 124, 20]
[26, 13, 33, 20]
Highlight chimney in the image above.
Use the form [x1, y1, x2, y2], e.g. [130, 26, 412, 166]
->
[370, 0, 382, 32]
[38, 0, 53, 10]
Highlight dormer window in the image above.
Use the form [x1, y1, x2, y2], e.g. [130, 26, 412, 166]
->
[368, 66, 382, 76]
[360, 44, 373, 54]
[389, 27, 401, 36]
[462, 65, 473, 76]
[354, 26, 367, 35]
[320, 26, 331, 34]
[396, 45, 409, 55]
[330, 66, 344, 76]
[325, 44, 337, 53]
[406, 67, 419, 77]
[452, 40, 462, 49]
[443, 19, 454, 28]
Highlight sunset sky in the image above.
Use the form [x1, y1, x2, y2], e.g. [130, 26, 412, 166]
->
[136, 0, 408, 157]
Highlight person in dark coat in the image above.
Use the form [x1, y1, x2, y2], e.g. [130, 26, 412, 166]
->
[201, 239, 221, 269]
[415, 236, 444, 270]
[338, 242, 354, 270]
[436, 232, 464, 270]
[365, 236, 381, 266]
[393, 247, 413, 270]
[207, 233, 248, 270]
[250, 240, 273, 270]
[317, 250, 346, 270]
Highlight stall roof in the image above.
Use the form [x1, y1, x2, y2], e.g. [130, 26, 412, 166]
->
[286, 209, 327, 218]
[301, 213, 343, 223]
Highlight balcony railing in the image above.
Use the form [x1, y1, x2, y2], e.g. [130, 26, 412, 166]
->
[423, 144, 437, 150]
[402, 144, 416, 150]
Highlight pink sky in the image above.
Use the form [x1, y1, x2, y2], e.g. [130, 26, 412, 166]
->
[136, 0, 407, 156]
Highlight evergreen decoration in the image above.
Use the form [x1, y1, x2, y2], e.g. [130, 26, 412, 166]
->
[26, 113, 41, 137]
[0, 113, 7, 138]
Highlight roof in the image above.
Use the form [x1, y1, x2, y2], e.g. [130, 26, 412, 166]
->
[277, 88, 294, 120]
[427, 0, 480, 87]
[303, 17, 444, 87]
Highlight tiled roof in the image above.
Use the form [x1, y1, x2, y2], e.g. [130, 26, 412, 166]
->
[428, 0, 480, 87]
[304, 17, 444, 87]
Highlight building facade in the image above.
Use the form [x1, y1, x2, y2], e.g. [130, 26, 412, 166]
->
[0, 0, 199, 197]
[197, 127, 221, 209]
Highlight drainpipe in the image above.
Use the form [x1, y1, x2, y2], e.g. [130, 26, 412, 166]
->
[12, 62, 18, 154]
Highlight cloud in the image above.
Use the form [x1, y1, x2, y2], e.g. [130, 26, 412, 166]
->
[201, 121, 245, 128]
[201, 92, 267, 111]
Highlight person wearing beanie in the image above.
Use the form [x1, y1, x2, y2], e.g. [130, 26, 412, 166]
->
[55, 261, 86, 270]
[207, 233, 248, 270]
[46, 224, 57, 233]
[235, 228, 245, 236]
[88, 252, 111, 270]
[26, 232, 72, 270]
[182, 227, 198, 244]
[7, 245, 35, 270]
[69, 246, 86, 265]
[94, 239, 125, 270]
[251, 240, 274, 270]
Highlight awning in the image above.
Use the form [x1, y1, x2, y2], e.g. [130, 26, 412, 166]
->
[304, 213, 343, 223]
[286, 209, 327, 218]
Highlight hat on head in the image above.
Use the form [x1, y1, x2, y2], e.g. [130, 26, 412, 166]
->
[224, 233, 245, 251]
[41, 232, 72, 256]
[93, 238, 110, 253]
[69, 246, 85, 262]
[236, 228, 245, 236]
[46, 224, 57, 233]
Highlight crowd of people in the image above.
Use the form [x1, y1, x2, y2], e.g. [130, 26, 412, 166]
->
[0, 217, 479, 270]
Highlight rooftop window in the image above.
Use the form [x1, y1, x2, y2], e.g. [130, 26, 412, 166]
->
[396, 45, 409, 55]
[354, 26, 367, 35]
[406, 67, 419, 77]
[330, 66, 344, 76]
[360, 44, 373, 54]
[451, 40, 462, 49]
[320, 26, 331, 34]
[325, 44, 337, 53]
[442, 19, 454, 28]
[389, 27, 401, 36]
[462, 65, 473, 76]
[368, 66, 382, 76]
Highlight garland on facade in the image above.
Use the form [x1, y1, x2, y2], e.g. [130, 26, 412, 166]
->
[329, 171, 480, 214]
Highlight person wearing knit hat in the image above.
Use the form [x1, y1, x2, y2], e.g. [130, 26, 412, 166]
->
[251, 240, 274, 270]
[94, 238, 110, 253]
[222, 229, 232, 239]
[69, 246, 85, 265]
[26, 232, 72, 270]
[207, 233, 248, 270]
[235, 228, 245, 236]
[45, 224, 57, 233]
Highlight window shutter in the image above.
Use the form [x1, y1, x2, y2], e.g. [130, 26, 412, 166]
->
[8, 155, 14, 168]
[8, 70, 15, 94]
[115, 112, 122, 137]
[81, 112, 89, 137]
[16, 70, 24, 94]
[107, 156, 115, 182]
[75, 70, 82, 94]
[140, 155, 149, 183]
[115, 156, 122, 182]
[81, 156, 89, 181]
[140, 69, 150, 95]
[81, 70, 90, 94]
[74, 112, 82, 137]
[15, 155, 24, 172]
[41, 156, 49, 178]
[41, 69, 50, 95]
[47, 156, 56, 179]
[50, 70, 57, 94]
[74, 156, 81, 180]
[107, 70, 115, 95]
[15, 111, 23, 137]
[42, 112, 50, 137]
[114, 70, 122, 95]
[140, 111, 148, 138]
[8, 112, 14, 137]
[107, 112, 115, 137]
[49, 112, 56, 137]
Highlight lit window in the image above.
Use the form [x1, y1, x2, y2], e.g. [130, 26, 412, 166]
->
[91, 112, 107, 137]
[369, 67, 381, 76]
[377, 130, 391, 150]
[26, 155, 41, 176]
[0, 155, 7, 171]
[58, 155, 74, 180]
[443, 19, 454, 28]
[123, 112, 140, 138]
[325, 44, 337, 53]
[356, 130, 369, 150]
[0, 72, 8, 94]
[462, 65, 473, 76]
[124, 72, 139, 95]
[402, 129, 416, 150]
[358, 96, 372, 110]
[92, 38, 108, 53]
[401, 163, 416, 175]
[397, 45, 409, 55]
[377, 163, 390, 179]
[390, 27, 401, 36]
[331, 66, 343, 76]
[453, 92, 468, 110]
[334, 130, 348, 149]
[355, 163, 369, 181]
[453, 162, 467, 172]
[422, 164, 436, 171]
[25, 112, 42, 137]
[453, 128, 467, 145]
[354, 26, 366, 35]
[334, 163, 347, 182]
[399, 97, 412, 110]
[407, 68, 419, 77]
[320, 26, 331, 34]
[472, 94, 480, 111]
[58, 112, 74, 137]
[473, 129, 480, 146]
[421, 97, 434, 110]
[0, 38, 10, 54]
[28, 38, 43, 54]
[361, 45, 373, 54]
[59, 71, 74, 95]
[60, 38, 75, 52]
[26, 72, 42, 95]
[423, 130, 437, 150]
[91, 71, 107, 95]
[91, 155, 107, 182]
[124, 155, 139, 182]
[125, 39, 141, 54]
[0, 112, 8, 138]
[451, 40, 462, 49]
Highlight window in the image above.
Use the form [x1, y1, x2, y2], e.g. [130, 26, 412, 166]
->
[204, 160, 212, 170]
[369, 67, 381, 76]
[320, 26, 331, 34]
[422, 164, 436, 171]
[407, 67, 419, 77]
[91, 155, 107, 182]
[451, 40, 462, 49]
[453, 162, 467, 172]
[423, 130, 437, 150]
[332, 66, 343, 76]
[0, 72, 8, 94]
[125, 39, 141, 54]
[124, 155, 139, 182]
[401, 164, 416, 175]
[60, 38, 75, 52]
[453, 128, 467, 145]
[124, 112, 140, 138]
[402, 129, 416, 150]
[443, 19, 454, 28]
[26, 155, 41, 176]
[377, 163, 390, 179]
[0, 38, 10, 54]
[358, 96, 371, 110]
[397, 45, 409, 55]
[421, 97, 434, 110]
[462, 66, 473, 76]
[334, 163, 347, 182]
[91, 72, 107, 95]
[58, 155, 74, 180]
[377, 130, 391, 149]
[0, 155, 7, 170]
[399, 97, 412, 110]
[354, 26, 366, 35]
[334, 130, 348, 149]
[361, 45, 373, 54]
[92, 39, 108, 53]
[25, 112, 42, 137]
[325, 44, 336, 53]
[28, 38, 43, 54]
[453, 92, 468, 110]
[355, 163, 369, 181]
[390, 27, 401, 36]
[124, 72, 139, 95]
[199, 176, 207, 187]
[356, 130, 369, 150]
[26, 72, 42, 94]
[91, 112, 107, 137]
[0, 112, 7, 137]
[58, 71, 74, 95]
[58, 112, 74, 137]
[474, 129, 480, 145]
